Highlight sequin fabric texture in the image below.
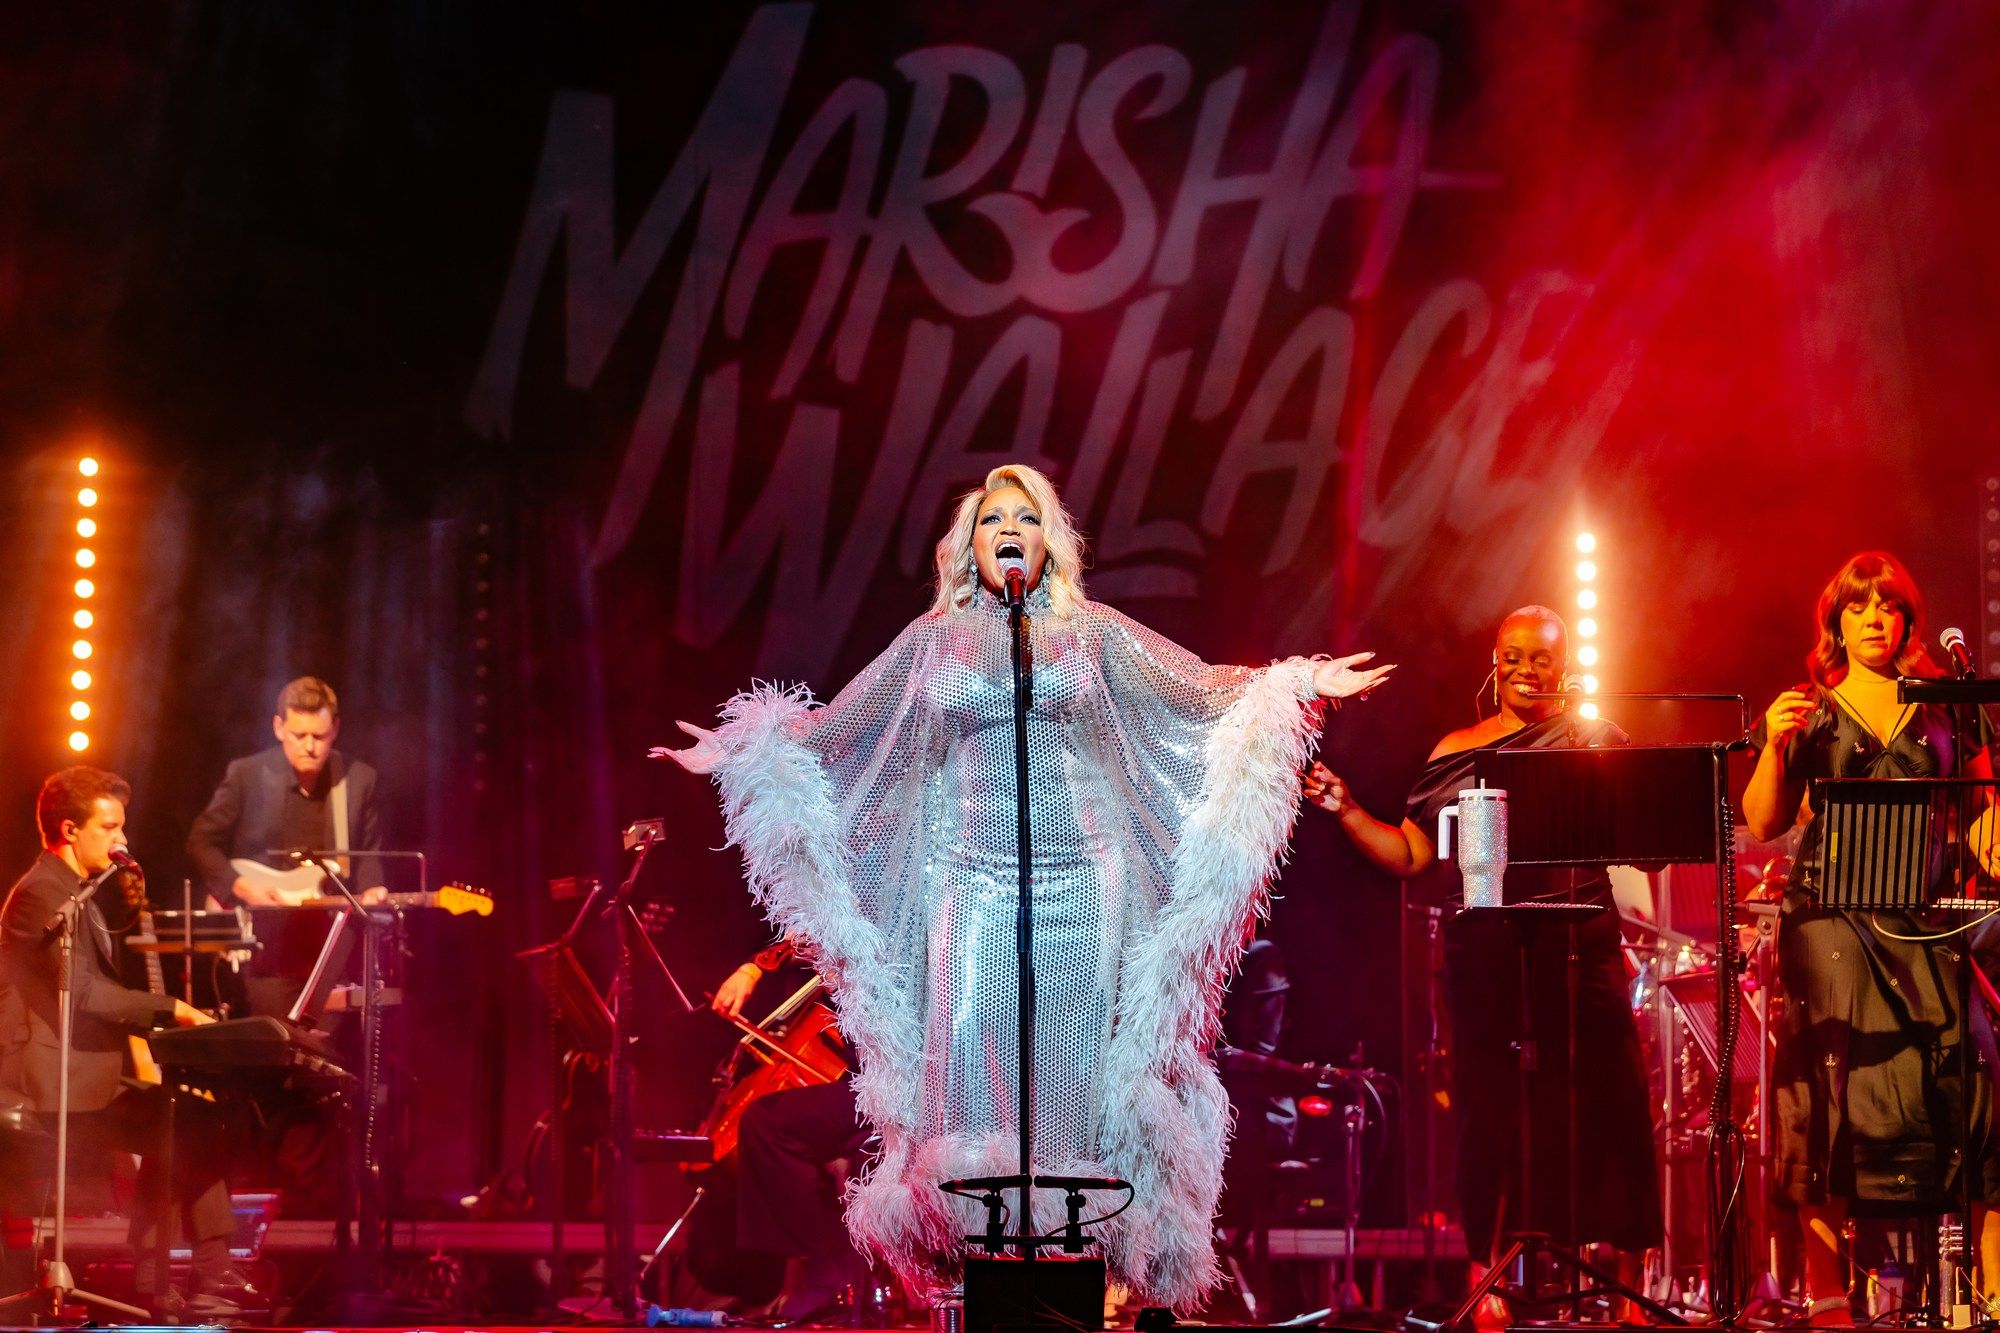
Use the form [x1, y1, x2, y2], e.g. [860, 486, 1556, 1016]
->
[803, 590, 1256, 1153]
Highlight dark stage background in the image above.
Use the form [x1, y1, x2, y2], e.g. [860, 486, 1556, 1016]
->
[3, 1, 1999, 1220]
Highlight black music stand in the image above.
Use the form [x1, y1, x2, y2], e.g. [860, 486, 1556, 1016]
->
[1445, 743, 1731, 1329]
[517, 890, 614, 1307]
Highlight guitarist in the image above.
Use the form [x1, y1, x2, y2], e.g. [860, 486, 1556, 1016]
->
[0, 767, 258, 1317]
[186, 675, 384, 1016]
[185, 675, 382, 1216]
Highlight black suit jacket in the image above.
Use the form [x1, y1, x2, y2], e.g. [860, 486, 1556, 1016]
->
[185, 747, 381, 905]
[0, 852, 176, 1112]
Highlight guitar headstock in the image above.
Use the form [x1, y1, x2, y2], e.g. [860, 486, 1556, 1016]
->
[113, 864, 148, 912]
[436, 882, 494, 917]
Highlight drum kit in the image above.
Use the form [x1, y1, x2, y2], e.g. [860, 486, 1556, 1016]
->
[1623, 834, 1793, 1309]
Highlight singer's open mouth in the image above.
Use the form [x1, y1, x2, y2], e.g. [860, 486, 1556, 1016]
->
[996, 541, 1024, 560]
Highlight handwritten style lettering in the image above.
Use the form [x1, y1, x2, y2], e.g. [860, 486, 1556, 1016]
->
[469, 1, 1617, 675]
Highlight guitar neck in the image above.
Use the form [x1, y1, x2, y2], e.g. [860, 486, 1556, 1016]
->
[137, 909, 166, 996]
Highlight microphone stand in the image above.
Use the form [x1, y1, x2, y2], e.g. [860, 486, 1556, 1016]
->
[1008, 574, 1036, 1254]
[937, 575, 1127, 1326]
[0, 867, 149, 1323]
[296, 851, 390, 1306]
[605, 820, 665, 1320]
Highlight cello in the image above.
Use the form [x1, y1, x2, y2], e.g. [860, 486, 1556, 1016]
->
[699, 975, 849, 1162]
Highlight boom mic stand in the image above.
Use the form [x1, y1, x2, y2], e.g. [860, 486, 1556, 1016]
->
[602, 817, 697, 1320]
[0, 866, 149, 1323]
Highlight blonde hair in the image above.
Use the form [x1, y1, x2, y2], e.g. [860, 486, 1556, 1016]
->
[930, 464, 1087, 618]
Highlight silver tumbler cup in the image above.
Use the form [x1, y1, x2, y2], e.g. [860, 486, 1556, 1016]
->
[1437, 786, 1508, 908]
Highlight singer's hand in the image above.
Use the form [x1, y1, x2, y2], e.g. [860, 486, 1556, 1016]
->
[171, 999, 214, 1027]
[1314, 652, 1396, 703]
[1762, 690, 1816, 748]
[651, 721, 723, 775]
[1302, 762, 1351, 817]
[360, 885, 390, 906]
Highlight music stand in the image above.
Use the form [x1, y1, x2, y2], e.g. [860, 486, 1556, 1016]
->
[1446, 744, 1730, 1329]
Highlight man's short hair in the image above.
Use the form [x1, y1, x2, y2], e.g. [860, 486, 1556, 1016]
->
[37, 766, 131, 844]
[276, 676, 340, 719]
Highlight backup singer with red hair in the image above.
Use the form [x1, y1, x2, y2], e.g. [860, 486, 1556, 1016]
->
[660, 463, 1392, 1309]
[1745, 551, 2000, 1325]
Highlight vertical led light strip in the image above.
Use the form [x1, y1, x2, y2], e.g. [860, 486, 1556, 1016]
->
[1980, 475, 1999, 677]
[1574, 530, 1602, 720]
[68, 456, 101, 753]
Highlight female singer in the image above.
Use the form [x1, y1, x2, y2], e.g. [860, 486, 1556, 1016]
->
[658, 463, 1393, 1310]
[1302, 606, 1662, 1301]
[1743, 551, 1999, 1324]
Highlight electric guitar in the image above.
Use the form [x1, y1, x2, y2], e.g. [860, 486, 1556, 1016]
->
[228, 858, 492, 916]
[129, 906, 167, 1087]
[110, 863, 166, 1086]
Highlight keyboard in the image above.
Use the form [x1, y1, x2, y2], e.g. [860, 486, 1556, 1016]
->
[149, 1016, 350, 1082]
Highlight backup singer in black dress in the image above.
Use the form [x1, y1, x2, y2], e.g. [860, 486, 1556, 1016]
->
[1744, 551, 2000, 1322]
[1304, 606, 1661, 1299]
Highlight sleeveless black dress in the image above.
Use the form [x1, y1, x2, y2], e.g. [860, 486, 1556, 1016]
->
[1753, 691, 1999, 1211]
[1405, 714, 1663, 1259]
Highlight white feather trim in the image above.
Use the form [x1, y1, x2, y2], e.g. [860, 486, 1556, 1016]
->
[1098, 657, 1323, 1308]
[708, 683, 928, 1261]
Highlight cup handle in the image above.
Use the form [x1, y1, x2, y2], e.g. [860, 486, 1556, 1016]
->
[1437, 805, 1457, 861]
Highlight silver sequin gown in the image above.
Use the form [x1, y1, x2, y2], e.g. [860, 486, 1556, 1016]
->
[706, 584, 1327, 1308]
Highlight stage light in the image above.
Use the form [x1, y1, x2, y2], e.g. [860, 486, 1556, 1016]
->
[64, 461, 111, 764]
[1574, 522, 1604, 712]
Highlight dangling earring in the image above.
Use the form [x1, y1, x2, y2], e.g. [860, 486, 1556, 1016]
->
[1492, 670, 1500, 706]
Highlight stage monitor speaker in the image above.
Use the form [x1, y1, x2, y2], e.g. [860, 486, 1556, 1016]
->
[965, 1256, 1104, 1333]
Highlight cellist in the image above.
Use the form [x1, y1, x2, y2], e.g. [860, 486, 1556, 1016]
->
[711, 938, 865, 1323]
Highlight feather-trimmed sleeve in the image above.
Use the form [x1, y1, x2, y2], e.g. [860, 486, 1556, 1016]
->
[1082, 602, 1327, 1307]
[705, 615, 942, 1134]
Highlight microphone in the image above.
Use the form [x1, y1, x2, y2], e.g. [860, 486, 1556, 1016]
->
[1941, 627, 1977, 679]
[108, 847, 141, 872]
[999, 557, 1027, 611]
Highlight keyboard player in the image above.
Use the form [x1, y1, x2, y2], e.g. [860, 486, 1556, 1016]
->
[0, 766, 264, 1318]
